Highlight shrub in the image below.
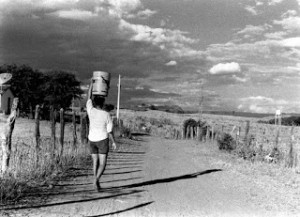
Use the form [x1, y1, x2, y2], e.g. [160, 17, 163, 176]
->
[217, 133, 236, 151]
[235, 143, 257, 161]
[120, 125, 133, 138]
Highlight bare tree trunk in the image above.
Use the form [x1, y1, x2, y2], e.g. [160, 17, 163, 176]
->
[1, 98, 19, 175]
[34, 105, 40, 166]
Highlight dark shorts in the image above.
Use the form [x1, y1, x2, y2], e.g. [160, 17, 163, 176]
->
[89, 138, 109, 154]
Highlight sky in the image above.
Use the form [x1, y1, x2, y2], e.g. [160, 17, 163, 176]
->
[0, 0, 300, 113]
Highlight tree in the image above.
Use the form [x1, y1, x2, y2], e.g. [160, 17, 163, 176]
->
[0, 64, 45, 115]
[42, 71, 83, 109]
[104, 104, 115, 112]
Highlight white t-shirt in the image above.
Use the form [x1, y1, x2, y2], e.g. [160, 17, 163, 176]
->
[86, 99, 113, 142]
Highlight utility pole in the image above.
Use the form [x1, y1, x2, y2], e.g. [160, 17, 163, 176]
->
[198, 80, 204, 121]
[117, 74, 121, 123]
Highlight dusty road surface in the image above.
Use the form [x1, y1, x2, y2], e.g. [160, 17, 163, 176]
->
[1, 136, 300, 217]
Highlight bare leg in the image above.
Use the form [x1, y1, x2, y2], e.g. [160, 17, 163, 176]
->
[91, 154, 99, 187]
[96, 154, 108, 188]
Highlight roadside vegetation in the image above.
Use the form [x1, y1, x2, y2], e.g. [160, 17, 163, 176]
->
[0, 119, 89, 205]
[258, 115, 300, 126]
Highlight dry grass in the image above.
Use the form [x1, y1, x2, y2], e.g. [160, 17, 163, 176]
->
[0, 118, 90, 205]
[1, 109, 300, 204]
[119, 109, 300, 169]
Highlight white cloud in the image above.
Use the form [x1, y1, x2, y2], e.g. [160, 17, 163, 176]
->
[274, 16, 300, 33]
[232, 75, 247, 82]
[106, 0, 142, 18]
[236, 25, 267, 36]
[126, 9, 157, 19]
[0, 0, 143, 20]
[255, 0, 264, 6]
[264, 31, 287, 39]
[281, 10, 297, 18]
[49, 9, 97, 20]
[205, 38, 300, 70]
[0, 0, 79, 13]
[165, 60, 177, 66]
[240, 96, 289, 113]
[244, 5, 258, 16]
[245, 96, 274, 101]
[209, 62, 241, 75]
[280, 37, 300, 47]
[118, 19, 200, 58]
[268, 0, 284, 5]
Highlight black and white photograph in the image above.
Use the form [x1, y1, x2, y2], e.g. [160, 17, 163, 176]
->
[0, 0, 300, 216]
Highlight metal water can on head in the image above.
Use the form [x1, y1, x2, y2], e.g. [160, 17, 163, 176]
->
[92, 71, 111, 97]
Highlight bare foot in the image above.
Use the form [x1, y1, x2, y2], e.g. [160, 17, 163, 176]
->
[95, 180, 101, 192]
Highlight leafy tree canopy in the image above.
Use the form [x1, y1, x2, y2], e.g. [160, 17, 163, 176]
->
[0, 64, 83, 113]
[43, 70, 83, 109]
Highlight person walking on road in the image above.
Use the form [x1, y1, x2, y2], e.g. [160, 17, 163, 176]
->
[86, 80, 117, 192]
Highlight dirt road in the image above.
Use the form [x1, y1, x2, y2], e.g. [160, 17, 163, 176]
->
[2, 136, 300, 217]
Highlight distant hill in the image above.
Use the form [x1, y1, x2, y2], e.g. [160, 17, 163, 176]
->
[184, 110, 274, 118]
[126, 104, 185, 114]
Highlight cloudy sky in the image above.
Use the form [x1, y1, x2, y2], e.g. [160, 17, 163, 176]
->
[0, 0, 300, 113]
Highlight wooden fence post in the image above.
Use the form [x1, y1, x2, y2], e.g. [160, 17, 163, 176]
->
[206, 126, 209, 142]
[1, 98, 19, 174]
[244, 121, 250, 145]
[182, 127, 185, 139]
[190, 126, 194, 139]
[86, 115, 89, 143]
[236, 126, 241, 146]
[59, 108, 65, 159]
[275, 125, 280, 149]
[185, 126, 187, 139]
[211, 126, 214, 141]
[50, 106, 56, 155]
[80, 112, 87, 144]
[196, 126, 200, 141]
[172, 128, 176, 140]
[34, 105, 41, 166]
[72, 111, 77, 149]
[285, 127, 294, 168]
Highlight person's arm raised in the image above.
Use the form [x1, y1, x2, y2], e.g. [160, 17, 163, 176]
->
[87, 79, 93, 100]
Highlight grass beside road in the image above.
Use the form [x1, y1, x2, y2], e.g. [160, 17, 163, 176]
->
[0, 118, 90, 205]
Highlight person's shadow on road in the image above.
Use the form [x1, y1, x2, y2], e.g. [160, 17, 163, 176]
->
[1, 169, 222, 211]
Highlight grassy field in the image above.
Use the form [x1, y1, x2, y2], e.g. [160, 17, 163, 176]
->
[119, 109, 300, 168]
